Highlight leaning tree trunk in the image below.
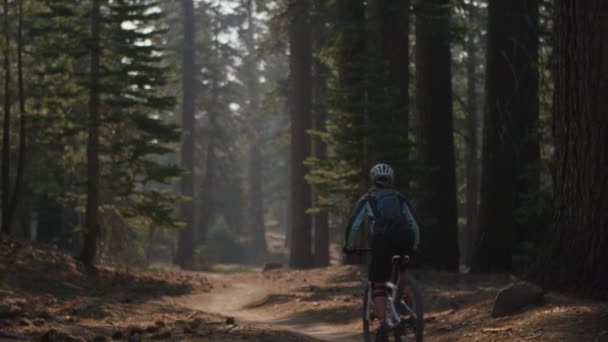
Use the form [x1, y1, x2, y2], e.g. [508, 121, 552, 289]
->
[175, 0, 196, 269]
[288, 0, 313, 269]
[81, 0, 102, 266]
[473, 0, 539, 273]
[415, 0, 460, 271]
[534, 0, 608, 297]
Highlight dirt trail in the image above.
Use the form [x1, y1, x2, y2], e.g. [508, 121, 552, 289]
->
[174, 268, 362, 341]
[171, 265, 608, 342]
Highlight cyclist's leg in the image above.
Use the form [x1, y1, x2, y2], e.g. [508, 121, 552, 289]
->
[369, 234, 392, 327]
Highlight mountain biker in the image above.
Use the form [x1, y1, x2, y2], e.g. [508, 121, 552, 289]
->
[343, 163, 420, 338]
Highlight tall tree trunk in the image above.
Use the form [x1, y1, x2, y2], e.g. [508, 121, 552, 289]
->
[415, 0, 460, 271]
[288, 0, 313, 269]
[7, 0, 27, 236]
[310, 0, 330, 267]
[514, 1, 541, 254]
[473, 0, 539, 272]
[535, 0, 608, 297]
[1, 0, 11, 235]
[81, 0, 102, 266]
[312, 59, 329, 267]
[176, 0, 196, 269]
[464, 3, 480, 268]
[198, 30, 219, 249]
[245, 0, 267, 255]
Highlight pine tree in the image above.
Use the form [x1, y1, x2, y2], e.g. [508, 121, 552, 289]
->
[415, 0, 460, 271]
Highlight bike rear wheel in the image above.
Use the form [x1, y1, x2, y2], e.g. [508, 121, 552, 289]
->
[363, 284, 404, 342]
[395, 274, 424, 342]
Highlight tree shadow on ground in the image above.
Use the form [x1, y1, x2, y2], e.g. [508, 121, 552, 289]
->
[0, 236, 205, 302]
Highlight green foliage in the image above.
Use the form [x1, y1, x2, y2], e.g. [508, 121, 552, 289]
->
[306, 2, 413, 218]
[204, 217, 242, 263]
[0, 0, 184, 258]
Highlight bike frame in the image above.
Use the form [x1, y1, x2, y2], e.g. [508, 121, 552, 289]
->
[361, 250, 414, 328]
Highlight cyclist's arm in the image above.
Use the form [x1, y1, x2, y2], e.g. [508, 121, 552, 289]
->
[402, 199, 421, 250]
[344, 195, 374, 250]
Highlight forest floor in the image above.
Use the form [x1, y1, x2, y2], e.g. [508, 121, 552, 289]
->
[1, 233, 608, 341]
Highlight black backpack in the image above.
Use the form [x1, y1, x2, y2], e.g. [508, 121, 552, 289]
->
[370, 188, 407, 235]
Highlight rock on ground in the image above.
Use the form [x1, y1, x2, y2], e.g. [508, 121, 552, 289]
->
[492, 281, 544, 317]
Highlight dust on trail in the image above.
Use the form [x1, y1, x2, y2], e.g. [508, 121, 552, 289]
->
[171, 265, 608, 342]
[173, 267, 363, 341]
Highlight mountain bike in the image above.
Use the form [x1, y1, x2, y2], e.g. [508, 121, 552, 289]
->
[357, 249, 424, 342]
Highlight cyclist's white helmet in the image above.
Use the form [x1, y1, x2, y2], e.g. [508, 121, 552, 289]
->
[369, 163, 394, 185]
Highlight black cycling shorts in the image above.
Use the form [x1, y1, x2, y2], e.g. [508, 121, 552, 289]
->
[368, 228, 415, 282]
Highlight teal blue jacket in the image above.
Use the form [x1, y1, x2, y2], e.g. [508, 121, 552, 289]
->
[344, 189, 420, 250]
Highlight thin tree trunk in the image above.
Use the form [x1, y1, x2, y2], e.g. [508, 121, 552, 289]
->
[288, 0, 313, 269]
[7, 0, 27, 236]
[245, 0, 267, 255]
[312, 59, 329, 267]
[1, 0, 11, 235]
[81, 0, 102, 266]
[175, 0, 196, 269]
[464, 3, 480, 268]
[415, 0, 460, 271]
[535, 0, 608, 297]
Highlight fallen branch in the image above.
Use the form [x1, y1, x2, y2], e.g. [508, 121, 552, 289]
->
[482, 327, 512, 333]
[526, 332, 543, 340]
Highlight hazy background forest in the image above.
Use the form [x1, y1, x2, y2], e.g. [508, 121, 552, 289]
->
[0, 0, 606, 301]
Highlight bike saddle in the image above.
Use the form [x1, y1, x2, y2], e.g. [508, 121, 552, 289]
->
[391, 255, 410, 265]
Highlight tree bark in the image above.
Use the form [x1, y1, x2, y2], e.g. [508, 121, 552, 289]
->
[288, 0, 313, 269]
[81, 0, 102, 266]
[415, 0, 460, 271]
[175, 0, 196, 269]
[473, 0, 539, 272]
[1, 0, 11, 235]
[534, 0, 608, 297]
